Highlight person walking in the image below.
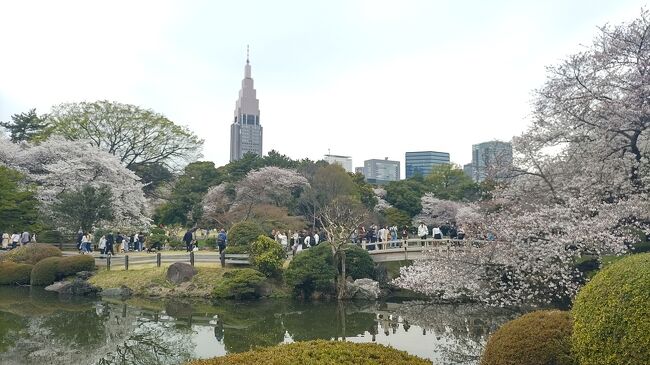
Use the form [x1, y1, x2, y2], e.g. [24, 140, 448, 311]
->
[1, 232, 9, 249]
[417, 222, 429, 246]
[20, 231, 30, 246]
[98, 235, 107, 257]
[216, 229, 227, 267]
[137, 232, 145, 252]
[105, 231, 115, 256]
[81, 232, 92, 254]
[115, 232, 124, 252]
[432, 226, 443, 239]
[183, 228, 195, 252]
[10, 232, 20, 249]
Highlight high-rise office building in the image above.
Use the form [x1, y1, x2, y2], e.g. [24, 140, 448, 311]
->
[364, 158, 400, 185]
[405, 151, 450, 178]
[467, 140, 513, 182]
[230, 48, 262, 162]
[323, 154, 353, 172]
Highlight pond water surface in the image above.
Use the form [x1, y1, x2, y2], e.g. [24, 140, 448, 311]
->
[0, 287, 525, 365]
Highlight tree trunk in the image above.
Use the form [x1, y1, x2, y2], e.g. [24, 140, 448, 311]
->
[337, 248, 347, 300]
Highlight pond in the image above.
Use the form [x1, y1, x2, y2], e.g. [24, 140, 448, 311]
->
[0, 287, 525, 365]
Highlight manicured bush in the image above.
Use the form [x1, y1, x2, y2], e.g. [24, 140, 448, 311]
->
[38, 230, 65, 244]
[249, 235, 285, 277]
[0, 262, 33, 285]
[285, 244, 336, 296]
[185, 340, 431, 365]
[30, 255, 96, 286]
[58, 255, 95, 276]
[227, 221, 265, 247]
[224, 245, 249, 254]
[213, 269, 266, 299]
[342, 244, 374, 280]
[30, 257, 62, 286]
[481, 310, 575, 365]
[0, 243, 62, 265]
[572, 253, 650, 365]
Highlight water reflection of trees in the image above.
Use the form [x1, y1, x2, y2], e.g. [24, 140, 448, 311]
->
[392, 302, 524, 365]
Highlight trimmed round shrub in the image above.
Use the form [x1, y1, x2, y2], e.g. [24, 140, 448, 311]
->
[572, 253, 650, 365]
[30, 257, 62, 286]
[285, 244, 336, 297]
[213, 269, 266, 300]
[185, 340, 431, 365]
[227, 222, 265, 247]
[38, 230, 65, 244]
[0, 262, 33, 285]
[0, 243, 62, 265]
[249, 235, 285, 277]
[58, 255, 95, 276]
[224, 245, 249, 254]
[481, 310, 575, 365]
[30, 255, 96, 286]
[342, 244, 374, 280]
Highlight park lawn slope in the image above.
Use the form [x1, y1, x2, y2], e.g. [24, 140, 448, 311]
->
[89, 265, 228, 299]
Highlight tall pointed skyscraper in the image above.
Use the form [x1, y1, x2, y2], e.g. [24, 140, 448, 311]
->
[230, 47, 263, 162]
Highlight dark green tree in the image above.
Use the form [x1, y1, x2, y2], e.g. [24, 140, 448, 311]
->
[350, 172, 377, 210]
[52, 184, 113, 232]
[0, 108, 48, 142]
[382, 207, 412, 228]
[0, 166, 39, 232]
[129, 163, 173, 196]
[263, 150, 298, 169]
[424, 164, 479, 201]
[384, 179, 425, 217]
[154, 161, 223, 226]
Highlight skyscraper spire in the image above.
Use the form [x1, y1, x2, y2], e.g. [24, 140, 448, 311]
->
[244, 45, 251, 78]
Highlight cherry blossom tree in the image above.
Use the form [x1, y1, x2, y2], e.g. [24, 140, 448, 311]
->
[0, 137, 149, 232]
[395, 11, 650, 306]
[202, 166, 309, 225]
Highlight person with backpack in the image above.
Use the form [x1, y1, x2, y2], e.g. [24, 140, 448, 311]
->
[216, 229, 227, 267]
[76, 229, 84, 252]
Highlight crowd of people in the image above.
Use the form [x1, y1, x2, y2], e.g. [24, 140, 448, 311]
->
[0, 230, 35, 250]
[77, 230, 150, 256]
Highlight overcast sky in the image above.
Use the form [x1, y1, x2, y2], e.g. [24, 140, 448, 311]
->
[0, 1, 646, 174]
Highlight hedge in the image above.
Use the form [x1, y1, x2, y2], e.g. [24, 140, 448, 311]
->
[185, 340, 431, 365]
[213, 269, 266, 300]
[572, 253, 650, 365]
[481, 310, 575, 365]
[0, 262, 33, 285]
[0, 243, 62, 265]
[31, 255, 96, 286]
[227, 222, 265, 247]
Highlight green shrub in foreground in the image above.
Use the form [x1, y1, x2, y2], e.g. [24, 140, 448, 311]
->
[213, 269, 265, 299]
[227, 222, 265, 247]
[481, 310, 575, 365]
[0, 243, 62, 265]
[185, 340, 431, 365]
[249, 235, 285, 277]
[572, 253, 650, 365]
[0, 262, 33, 285]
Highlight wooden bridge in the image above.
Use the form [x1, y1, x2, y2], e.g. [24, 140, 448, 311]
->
[58, 238, 484, 270]
[362, 238, 484, 262]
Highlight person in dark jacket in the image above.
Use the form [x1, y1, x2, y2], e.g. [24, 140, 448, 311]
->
[105, 232, 115, 256]
[183, 229, 195, 252]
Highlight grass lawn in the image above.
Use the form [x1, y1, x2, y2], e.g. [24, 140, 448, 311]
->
[89, 264, 229, 298]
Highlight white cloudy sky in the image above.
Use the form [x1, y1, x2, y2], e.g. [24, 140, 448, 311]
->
[0, 1, 646, 174]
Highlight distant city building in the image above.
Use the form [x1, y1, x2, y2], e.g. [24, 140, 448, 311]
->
[466, 140, 513, 182]
[230, 48, 262, 162]
[355, 167, 364, 175]
[364, 158, 400, 185]
[324, 154, 353, 172]
[405, 151, 450, 178]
